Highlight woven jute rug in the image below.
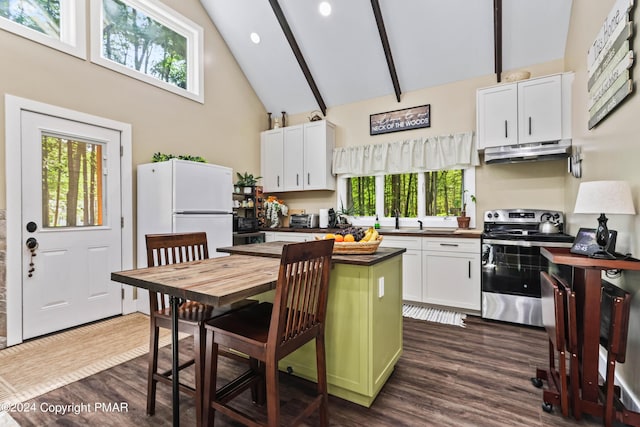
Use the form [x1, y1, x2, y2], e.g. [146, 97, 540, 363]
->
[0, 312, 177, 406]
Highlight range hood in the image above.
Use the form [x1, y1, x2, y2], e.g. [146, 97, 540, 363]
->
[484, 139, 572, 164]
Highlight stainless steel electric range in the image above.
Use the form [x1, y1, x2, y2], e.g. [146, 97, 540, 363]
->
[481, 209, 574, 327]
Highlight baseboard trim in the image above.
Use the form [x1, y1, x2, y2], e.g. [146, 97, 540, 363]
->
[599, 347, 640, 412]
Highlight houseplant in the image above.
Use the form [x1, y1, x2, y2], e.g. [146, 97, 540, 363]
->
[457, 191, 476, 229]
[236, 172, 262, 193]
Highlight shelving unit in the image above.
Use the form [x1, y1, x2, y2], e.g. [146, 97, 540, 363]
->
[232, 185, 265, 245]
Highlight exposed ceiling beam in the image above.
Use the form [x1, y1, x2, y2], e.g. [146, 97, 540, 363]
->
[493, 0, 503, 83]
[371, 0, 401, 102]
[268, 0, 327, 116]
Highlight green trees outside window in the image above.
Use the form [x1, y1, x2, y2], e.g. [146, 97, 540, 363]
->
[347, 170, 464, 218]
[0, 0, 60, 37]
[102, 0, 187, 89]
[42, 135, 103, 227]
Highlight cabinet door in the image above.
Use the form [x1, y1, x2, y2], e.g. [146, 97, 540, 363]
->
[379, 236, 422, 302]
[303, 121, 335, 190]
[283, 125, 304, 191]
[260, 129, 284, 192]
[273, 232, 312, 242]
[476, 84, 518, 149]
[422, 251, 480, 311]
[518, 75, 562, 144]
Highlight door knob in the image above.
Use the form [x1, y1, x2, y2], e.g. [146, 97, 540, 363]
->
[26, 237, 38, 250]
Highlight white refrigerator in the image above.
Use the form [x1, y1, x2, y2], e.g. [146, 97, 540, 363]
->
[136, 159, 234, 312]
[137, 158, 233, 265]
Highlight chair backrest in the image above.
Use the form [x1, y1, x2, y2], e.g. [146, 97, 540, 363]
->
[600, 280, 631, 362]
[268, 239, 334, 357]
[553, 274, 577, 352]
[145, 232, 209, 311]
[540, 271, 566, 349]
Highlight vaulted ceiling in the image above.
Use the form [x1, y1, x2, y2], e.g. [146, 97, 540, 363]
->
[200, 0, 573, 116]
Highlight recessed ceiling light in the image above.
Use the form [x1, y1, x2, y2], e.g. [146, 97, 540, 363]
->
[318, 1, 331, 17]
[250, 32, 261, 44]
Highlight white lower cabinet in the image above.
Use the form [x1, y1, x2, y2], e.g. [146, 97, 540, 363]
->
[263, 231, 481, 312]
[379, 236, 422, 302]
[422, 238, 481, 311]
[271, 232, 313, 242]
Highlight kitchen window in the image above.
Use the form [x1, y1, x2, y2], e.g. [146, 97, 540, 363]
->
[0, 0, 86, 58]
[342, 168, 473, 228]
[334, 131, 478, 228]
[90, 0, 204, 102]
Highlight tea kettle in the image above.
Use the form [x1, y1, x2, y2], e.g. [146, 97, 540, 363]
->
[539, 212, 560, 234]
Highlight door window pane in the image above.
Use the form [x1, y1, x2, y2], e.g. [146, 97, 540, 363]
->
[0, 0, 60, 37]
[42, 135, 104, 227]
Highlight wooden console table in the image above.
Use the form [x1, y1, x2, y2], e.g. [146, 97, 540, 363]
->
[541, 247, 640, 425]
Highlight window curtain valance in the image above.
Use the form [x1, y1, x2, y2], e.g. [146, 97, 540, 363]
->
[332, 131, 479, 176]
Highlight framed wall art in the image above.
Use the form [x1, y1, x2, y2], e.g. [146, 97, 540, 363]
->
[370, 104, 430, 135]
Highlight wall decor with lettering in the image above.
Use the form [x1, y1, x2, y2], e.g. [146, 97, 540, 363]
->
[370, 104, 430, 135]
[587, 0, 635, 129]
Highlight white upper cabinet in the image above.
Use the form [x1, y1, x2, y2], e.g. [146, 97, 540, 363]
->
[283, 125, 304, 191]
[261, 120, 336, 192]
[260, 129, 284, 192]
[303, 120, 336, 191]
[517, 75, 562, 144]
[476, 73, 572, 150]
[476, 84, 518, 149]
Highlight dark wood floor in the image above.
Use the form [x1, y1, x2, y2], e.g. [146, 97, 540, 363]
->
[11, 315, 614, 426]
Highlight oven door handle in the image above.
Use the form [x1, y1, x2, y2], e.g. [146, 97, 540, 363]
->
[482, 238, 573, 248]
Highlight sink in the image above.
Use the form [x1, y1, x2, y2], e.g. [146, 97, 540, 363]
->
[379, 228, 427, 234]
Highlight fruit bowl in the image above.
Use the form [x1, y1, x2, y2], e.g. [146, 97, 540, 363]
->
[316, 235, 383, 254]
[332, 236, 383, 254]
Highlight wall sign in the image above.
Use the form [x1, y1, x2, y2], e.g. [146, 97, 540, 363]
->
[587, 0, 635, 129]
[370, 104, 430, 135]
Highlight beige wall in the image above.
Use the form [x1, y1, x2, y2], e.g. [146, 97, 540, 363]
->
[275, 60, 567, 220]
[564, 0, 640, 403]
[0, 0, 266, 211]
[0, 0, 266, 343]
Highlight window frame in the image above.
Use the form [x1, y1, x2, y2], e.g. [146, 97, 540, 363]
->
[0, 0, 86, 59]
[337, 168, 476, 229]
[90, 0, 204, 103]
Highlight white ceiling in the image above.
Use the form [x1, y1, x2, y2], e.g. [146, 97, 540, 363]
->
[200, 0, 573, 115]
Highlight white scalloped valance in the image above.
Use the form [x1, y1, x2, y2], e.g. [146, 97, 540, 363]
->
[332, 131, 479, 176]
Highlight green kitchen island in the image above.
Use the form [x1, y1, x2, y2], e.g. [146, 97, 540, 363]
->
[217, 241, 405, 407]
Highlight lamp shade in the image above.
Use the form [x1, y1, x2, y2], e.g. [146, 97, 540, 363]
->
[574, 181, 636, 215]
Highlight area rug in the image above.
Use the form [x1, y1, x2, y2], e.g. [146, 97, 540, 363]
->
[402, 304, 466, 328]
[0, 313, 180, 406]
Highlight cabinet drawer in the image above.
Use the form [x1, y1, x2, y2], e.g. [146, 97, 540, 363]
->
[422, 237, 479, 253]
[379, 235, 422, 251]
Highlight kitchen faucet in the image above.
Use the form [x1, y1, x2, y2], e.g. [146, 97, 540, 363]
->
[395, 209, 400, 229]
[417, 220, 423, 230]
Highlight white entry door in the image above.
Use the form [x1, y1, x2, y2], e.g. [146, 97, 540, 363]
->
[21, 111, 123, 339]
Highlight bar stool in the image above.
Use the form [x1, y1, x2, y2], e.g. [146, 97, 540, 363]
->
[202, 239, 334, 426]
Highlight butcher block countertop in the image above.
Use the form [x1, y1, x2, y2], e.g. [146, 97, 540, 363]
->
[217, 241, 406, 266]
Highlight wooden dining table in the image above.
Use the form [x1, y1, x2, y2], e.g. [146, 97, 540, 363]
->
[111, 254, 282, 427]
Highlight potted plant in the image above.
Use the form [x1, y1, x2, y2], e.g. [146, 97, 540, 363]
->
[236, 172, 262, 193]
[457, 191, 476, 229]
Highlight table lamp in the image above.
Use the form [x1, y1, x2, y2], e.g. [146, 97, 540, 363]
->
[573, 180, 636, 258]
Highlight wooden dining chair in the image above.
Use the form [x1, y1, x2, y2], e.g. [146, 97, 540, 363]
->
[145, 232, 255, 426]
[202, 238, 334, 427]
[533, 271, 571, 417]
